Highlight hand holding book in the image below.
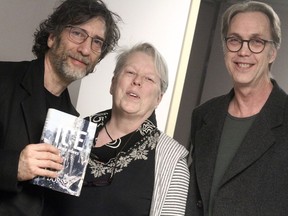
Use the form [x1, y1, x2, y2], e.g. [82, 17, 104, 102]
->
[31, 108, 97, 196]
[18, 143, 64, 181]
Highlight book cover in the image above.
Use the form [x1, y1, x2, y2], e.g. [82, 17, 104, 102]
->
[32, 108, 97, 196]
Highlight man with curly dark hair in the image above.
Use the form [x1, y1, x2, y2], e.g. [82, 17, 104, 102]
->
[0, 0, 120, 215]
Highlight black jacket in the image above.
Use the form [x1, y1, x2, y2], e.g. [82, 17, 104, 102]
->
[0, 58, 78, 216]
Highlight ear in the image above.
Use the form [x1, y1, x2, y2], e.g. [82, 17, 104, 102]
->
[109, 76, 115, 95]
[268, 47, 277, 64]
[155, 93, 163, 107]
[47, 34, 56, 48]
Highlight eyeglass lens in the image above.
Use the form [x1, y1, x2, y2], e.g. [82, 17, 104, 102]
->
[68, 26, 106, 53]
[225, 37, 270, 54]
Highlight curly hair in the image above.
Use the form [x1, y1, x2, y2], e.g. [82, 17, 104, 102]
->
[32, 0, 121, 62]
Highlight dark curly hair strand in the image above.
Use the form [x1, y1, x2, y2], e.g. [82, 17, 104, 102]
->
[32, 0, 121, 62]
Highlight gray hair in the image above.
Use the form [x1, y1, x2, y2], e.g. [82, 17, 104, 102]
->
[113, 42, 168, 94]
[221, 1, 281, 49]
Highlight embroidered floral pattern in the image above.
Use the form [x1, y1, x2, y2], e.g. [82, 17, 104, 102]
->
[88, 111, 160, 178]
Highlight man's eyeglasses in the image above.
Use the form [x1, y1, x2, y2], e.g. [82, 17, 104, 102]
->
[66, 25, 107, 54]
[225, 37, 274, 54]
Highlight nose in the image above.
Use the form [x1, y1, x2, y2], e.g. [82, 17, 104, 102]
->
[77, 38, 93, 56]
[132, 74, 142, 86]
[238, 41, 251, 56]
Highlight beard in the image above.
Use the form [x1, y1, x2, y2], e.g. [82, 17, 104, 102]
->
[48, 37, 97, 83]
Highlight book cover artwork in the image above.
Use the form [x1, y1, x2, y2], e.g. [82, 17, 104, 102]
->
[32, 108, 97, 196]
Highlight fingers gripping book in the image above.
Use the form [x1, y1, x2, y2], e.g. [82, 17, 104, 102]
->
[31, 108, 97, 196]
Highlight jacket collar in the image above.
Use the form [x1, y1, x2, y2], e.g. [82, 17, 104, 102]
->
[21, 58, 47, 142]
[20, 57, 78, 143]
[221, 80, 287, 184]
[195, 79, 287, 202]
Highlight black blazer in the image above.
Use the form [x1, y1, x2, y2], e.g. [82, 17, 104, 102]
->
[0, 58, 78, 215]
[185, 80, 288, 216]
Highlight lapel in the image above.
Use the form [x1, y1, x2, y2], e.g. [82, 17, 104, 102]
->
[220, 81, 287, 186]
[20, 58, 79, 143]
[195, 91, 232, 203]
[20, 58, 47, 143]
[195, 80, 287, 203]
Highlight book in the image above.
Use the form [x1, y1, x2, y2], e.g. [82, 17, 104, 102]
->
[31, 108, 97, 196]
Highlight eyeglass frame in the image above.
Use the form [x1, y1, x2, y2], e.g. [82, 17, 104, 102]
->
[224, 36, 274, 54]
[65, 25, 107, 54]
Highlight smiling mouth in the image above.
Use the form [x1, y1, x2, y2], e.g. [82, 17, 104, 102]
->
[237, 63, 252, 68]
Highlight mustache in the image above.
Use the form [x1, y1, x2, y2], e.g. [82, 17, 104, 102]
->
[68, 53, 90, 65]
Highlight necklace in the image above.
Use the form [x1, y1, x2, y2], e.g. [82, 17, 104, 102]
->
[87, 130, 137, 186]
[104, 124, 113, 141]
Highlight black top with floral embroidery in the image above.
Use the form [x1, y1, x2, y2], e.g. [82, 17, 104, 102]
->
[44, 109, 160, 216]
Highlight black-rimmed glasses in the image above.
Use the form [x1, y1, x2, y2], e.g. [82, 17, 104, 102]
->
[66, 25, 107, 54]
[225, 37, 274, 54]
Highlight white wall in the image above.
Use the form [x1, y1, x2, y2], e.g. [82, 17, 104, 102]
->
[0, 0, 58, 61]
[76, 0, 191, 131]
[0, 0, 192, 133]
